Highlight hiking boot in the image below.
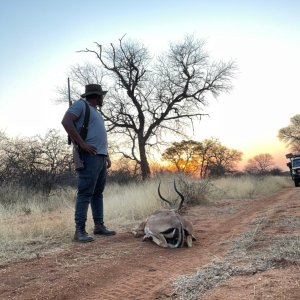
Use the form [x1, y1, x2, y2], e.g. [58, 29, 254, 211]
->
[94, 223, 116, 236]
[74, 228, 94, 243]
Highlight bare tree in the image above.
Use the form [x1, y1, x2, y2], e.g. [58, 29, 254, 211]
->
[278, 114, 300, 153]
[0, 129, 73, 196]
[197, 138, 220, 178]
[208, 144, 242, 177]
[65, 35, 236, 179]
[56, 63, 106, 104]
[244, 153, 275, 175]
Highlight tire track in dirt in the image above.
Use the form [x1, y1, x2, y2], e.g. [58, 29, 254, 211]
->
[77, 188, 296, 300]
[201, 187, 300, 300]
[0, 188, 297, 300]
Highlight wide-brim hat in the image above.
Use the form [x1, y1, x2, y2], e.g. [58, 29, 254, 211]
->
[81, 84, 108, 98]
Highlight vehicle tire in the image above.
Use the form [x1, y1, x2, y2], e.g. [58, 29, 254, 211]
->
[295, 179, 300, 187]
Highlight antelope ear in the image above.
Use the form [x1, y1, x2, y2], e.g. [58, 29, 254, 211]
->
[186, 235, 193, 247]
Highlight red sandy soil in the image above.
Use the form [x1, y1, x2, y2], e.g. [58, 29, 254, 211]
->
[0, 187, 299, 300]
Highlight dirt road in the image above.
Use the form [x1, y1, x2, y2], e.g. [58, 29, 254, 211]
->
[1, 187, 299, 299]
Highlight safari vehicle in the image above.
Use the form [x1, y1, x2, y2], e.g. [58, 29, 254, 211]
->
[286, 153, 300, 187]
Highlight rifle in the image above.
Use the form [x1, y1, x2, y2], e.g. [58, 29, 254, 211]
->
[67, 78, 84, 170]
[67, 78, 72, 145]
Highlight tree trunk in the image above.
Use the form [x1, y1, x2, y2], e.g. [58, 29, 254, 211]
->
[138, 138, 151, 180]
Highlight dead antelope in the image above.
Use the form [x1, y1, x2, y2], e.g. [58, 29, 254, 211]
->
[132, 181, 196, 248]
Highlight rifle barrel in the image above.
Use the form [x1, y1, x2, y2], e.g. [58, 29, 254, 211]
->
[68, 77, 72, 106]
[67, 78, 72, 145]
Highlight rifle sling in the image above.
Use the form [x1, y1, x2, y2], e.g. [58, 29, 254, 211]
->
[79, 100, 90, 141]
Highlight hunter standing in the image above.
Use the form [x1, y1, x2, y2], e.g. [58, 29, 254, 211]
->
[62, 84, 116, 242]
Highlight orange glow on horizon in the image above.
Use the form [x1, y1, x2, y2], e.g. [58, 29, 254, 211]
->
[150, 139, 290, 174]
[235, 139, 289, 171]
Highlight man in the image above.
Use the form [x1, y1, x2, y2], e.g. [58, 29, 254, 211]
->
[62, 83, 116, 243]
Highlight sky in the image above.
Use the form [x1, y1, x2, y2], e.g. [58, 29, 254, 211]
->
[0, 0, 299, 170]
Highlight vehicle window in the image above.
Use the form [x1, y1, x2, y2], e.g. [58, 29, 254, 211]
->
[293, 159, 300, 167]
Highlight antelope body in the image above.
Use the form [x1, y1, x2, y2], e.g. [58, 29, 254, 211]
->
[132, 181, 196, 248]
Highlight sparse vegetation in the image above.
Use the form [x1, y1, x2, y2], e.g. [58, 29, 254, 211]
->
[0, 175, 292, 267]
[173, 212, 300, 300]
[206, 175, 291, 200]
[0, 129, 75, 196]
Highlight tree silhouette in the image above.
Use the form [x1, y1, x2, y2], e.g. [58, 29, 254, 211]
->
[244, 153, 274, 175]
[162, 138, 242, 177]
[162, 140, 200, 173]
[61, 35, 237, 179]
[278, 114, 300, 153]
[0, 130, 72, 196]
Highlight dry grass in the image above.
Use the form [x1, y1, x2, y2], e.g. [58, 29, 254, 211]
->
[0, 186, 75, 265]
[0, 175, 293, 266]
[206, 175, 291, 201]
[174, 231, 300, 300]
[173, 190, 300, 300]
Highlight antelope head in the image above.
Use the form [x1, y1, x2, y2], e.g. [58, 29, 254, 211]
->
[157, 180, 185, 210]
[132, 180, 196, 248]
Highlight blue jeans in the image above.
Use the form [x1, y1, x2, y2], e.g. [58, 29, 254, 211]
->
[75, 152, 107, 229]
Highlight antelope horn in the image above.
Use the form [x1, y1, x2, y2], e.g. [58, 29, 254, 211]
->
[158, 181, 172, 206]
[174, 180, 185, 211]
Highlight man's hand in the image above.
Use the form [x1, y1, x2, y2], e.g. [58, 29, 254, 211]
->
[62, 112, 97, 155]
[106, 156, 112, 169]
[79, 141, 97, 155]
